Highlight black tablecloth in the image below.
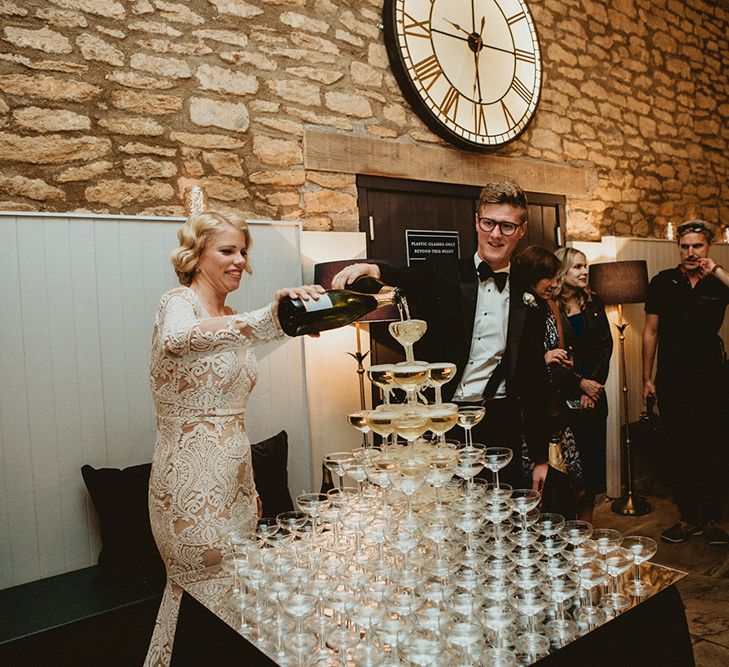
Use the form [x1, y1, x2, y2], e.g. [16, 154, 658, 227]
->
[171, 585, 694, 666]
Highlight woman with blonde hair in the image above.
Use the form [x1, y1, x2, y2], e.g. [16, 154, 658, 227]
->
[553, 247, 613, 522]
[145, 210, 322, 666]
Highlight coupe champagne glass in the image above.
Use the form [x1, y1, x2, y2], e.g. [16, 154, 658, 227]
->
[483, 447, 513, 495]
[278, 590, 317, 655]
[427, 362, 457, 404]
[601, 546, 633, 612]
[545, 573, 580, 648]
[254, 517, 279, 548]
[454, 443, 486, 488]
[427, 402, 459, 446]
[347, 409, 372, 450]
[559, 520, 593, 546]
[511, 488, 541, 533]
[276, 511, 309, 538]
[457, 406, 486, 450]
[296, 492, 330, 536]
[388, 318, 427, 362]
[425, 446, 457, 508]
[622, 535, 658, 597]
[323, 451, 352, 490]
[574, 559, 609, 631]
[341, 456, 369, 500]
[366, 406, 400, 449]
[444, 618, 484, 664]
[368, 363, 395, 404]
[374, 610, 411, 666]
[393, 406, 430, 459]
[392, 361, 430, 404]
[390, 457, 429, 524]
[349, 593, 386, 665]
[513, 589, 550, 660]
[364, 453, 397, 514]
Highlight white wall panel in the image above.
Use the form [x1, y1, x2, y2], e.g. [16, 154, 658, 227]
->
[0, 213, 310, 589]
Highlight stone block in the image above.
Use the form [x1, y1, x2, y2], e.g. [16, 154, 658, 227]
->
[153, 0, 205, 24]
[123, 157, 177, 178]
[47, 0, 125, 20]
[0, 74, 100, 102]
[106, 70, 176, 90]
[86, 179, 174, 206]
[128, 20, 183, 37]
[130, 53, 191, 78]
[203, 151, 244, 176]
[34, 7, 88, 27]
[280, 11, 329, 34]
[76, 33, 125, 66]
[208, 0, 263, 18]
[325, 92, 372, 118]
[98, 116, 164, 136]
[3, 26, 72, 54]
[0, 133, 111, 163]
[266, 79, 320, 106]
[111, 90, 182, 115]
[0, 174, 65, 201]
[189, 97, 250, 132]
[193, 29, 248, 47]
[196, 64, 258, 96]
[56, 160, 113, 182]
[285, 66, 343, 85]
[170, 132, 244, 149]
[253, 135, 302, 167]
[249, 170, 306, 186]
[119, 142, 176, 156]
[303, 189, 356, 214]
[13, 106, 91, 132]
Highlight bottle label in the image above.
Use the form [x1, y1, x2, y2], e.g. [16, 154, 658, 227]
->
[302, 293, 333, 312]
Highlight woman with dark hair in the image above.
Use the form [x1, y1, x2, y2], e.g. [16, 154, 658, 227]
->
[513, 246, 583, 513]
[553, 247, 613, 522]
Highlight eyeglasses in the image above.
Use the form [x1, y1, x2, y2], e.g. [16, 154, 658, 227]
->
[477, 217, 524, 237]
[677, 222, 711, 237]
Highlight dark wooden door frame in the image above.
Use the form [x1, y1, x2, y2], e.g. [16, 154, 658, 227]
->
[356, 175, 567, 255]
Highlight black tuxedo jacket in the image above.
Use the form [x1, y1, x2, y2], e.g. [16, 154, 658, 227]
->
[381, 255, 551, 463]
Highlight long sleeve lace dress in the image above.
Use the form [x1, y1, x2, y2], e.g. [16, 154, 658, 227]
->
[144, 287, 283, 666]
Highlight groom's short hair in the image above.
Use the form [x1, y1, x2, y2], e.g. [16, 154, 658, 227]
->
[477, 182, 528, 222]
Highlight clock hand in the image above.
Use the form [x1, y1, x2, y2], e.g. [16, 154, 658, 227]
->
[444, 18, 470, 36]
[473, 17, 485, 102]
[471, 0, 476, 32]
[431, 27, 469, 42]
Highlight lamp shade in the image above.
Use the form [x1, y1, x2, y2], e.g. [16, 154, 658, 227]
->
[589, 260, 649, 305]
[313, 259, 399, 322]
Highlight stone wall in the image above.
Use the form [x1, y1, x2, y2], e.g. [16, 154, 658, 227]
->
[0, 0, 727, 239]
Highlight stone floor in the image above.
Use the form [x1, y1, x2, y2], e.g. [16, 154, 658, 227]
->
[593, 494, 729, 666]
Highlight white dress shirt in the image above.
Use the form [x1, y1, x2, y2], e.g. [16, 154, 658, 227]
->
[451, 254, 509, 401]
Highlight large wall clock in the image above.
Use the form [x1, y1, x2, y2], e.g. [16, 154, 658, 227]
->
[383, 0, 542, 150]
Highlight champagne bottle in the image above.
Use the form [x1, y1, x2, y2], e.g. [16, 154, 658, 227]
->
[278, 276, 400, 337]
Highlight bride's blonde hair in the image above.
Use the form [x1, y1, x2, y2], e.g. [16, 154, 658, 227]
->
[171, 210, 252, 286]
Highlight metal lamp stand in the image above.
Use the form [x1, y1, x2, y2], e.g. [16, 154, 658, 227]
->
[347, 322, 370, 448]
[611, 305, 651, 516]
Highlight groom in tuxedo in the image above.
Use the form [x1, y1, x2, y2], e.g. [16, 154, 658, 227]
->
[331, 182, 551, 490]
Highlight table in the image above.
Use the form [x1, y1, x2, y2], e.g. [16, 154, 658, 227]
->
[169, 561, 694, 666]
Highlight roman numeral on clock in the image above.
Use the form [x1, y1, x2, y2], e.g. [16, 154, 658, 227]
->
[440, 85, 460, 120]
[500, 100, 515, 127]
[402, 12, 431, 38]
[511, 77, 533, 103]
[412, 54, 442, 91]
[507, 11, 525, 25]
[474, 103, 487, 134]
[515, 49, 535, 64]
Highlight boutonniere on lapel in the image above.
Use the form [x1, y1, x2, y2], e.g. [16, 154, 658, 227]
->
[522, 292, 538, 308]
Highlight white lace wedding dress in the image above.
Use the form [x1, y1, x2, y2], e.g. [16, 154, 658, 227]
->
[144, 287, 283, 666]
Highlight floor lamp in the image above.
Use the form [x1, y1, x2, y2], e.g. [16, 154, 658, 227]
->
[589, 260, 651, 516]
[313, 260, 398, 447]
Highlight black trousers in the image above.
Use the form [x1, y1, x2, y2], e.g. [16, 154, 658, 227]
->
[657, 382, 728, 524]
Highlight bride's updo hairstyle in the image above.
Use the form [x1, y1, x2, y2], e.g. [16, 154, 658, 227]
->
[172, 210, 252, 286]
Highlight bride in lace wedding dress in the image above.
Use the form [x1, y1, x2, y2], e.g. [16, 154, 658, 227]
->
[144, 211, 322, 666]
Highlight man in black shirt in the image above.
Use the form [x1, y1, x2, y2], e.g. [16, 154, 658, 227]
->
[643, 220, 729, 545]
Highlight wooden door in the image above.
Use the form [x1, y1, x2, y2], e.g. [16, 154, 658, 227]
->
[356, 175, 566, 376]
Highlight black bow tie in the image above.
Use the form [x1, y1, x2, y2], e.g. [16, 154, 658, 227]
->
[477, 262, 508, 292]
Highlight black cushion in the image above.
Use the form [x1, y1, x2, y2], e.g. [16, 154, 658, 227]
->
[81, 431, 293, 584]
[250, 430, 294, 517]
[81, 463, 165, 585]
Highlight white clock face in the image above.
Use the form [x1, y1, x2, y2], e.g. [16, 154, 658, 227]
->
[386, 0, 542, 149]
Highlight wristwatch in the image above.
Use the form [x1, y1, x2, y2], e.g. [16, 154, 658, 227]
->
[711, 264, 723, 275]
